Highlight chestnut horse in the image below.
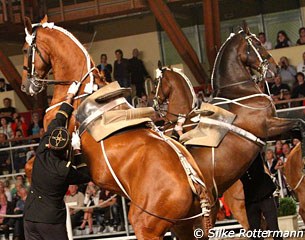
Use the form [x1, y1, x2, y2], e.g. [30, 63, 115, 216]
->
[21, 17, 213, 239]
[154, 28, 303, 234]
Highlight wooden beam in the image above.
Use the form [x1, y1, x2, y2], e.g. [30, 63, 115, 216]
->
[0, 49, 33, 109]
[203, 0, 214, 67]
[147, 0, 209, 85]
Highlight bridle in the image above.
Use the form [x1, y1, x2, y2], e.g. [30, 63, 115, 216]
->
[215, 30, 275, 91]
[153, 68, 171, 115]
[23, 26, 52, 94]
[23, 22, 97, 98]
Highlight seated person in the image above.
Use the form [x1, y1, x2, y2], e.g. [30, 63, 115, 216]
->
[97, 190, 121, 232]
[0, 79, 12, 92]
[79, 182, 100, 234]
[64, 185, 85, 228]
[0, 98, 16, 123]
[0, 193, 15, 240]
[27, 112, 43, 141]
[0, 117, 14, 139]
[291, 72, 305, 106]
[12, 187, 27, 240]
[270, 75, 291, 109]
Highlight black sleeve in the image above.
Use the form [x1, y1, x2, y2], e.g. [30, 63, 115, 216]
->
[37, 103, 74, 153]
[141, 60, 149, 77]
[108, 64, 113, 74]
[270, 160, 278, 174]
[66, 166, 91, 185]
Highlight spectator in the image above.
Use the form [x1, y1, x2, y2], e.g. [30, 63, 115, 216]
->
[0, 117, 13, 139]
[113, 49, 131, 103]
[297, 52, 305, 75]
[98, 190, 121, 232]
[278, 56, 297, 89]
[26, 141, 36, 162]
[0, 133, 11, 175]
[258, 32, 272, 50]
[291, 72, 305, 106]
[11, 175, 26, 200]
[27, 112, 43, 141]
[275, 31, 292, 49]
[13, 130, 27, 173]
[296, 27, 305, 45]
[113, 49, 130, 88]
[64, 185, 85, 228]
[274, 140, 283, 159]
[280, 142, 291, 163]
[79, 182, 100, 234]
[0, 98, 16, 123]
[265, 149, 277, 175]
[11, 113, 28, 138]
[97, 54, 112, 82]
[270, 75, 290, 100]
[0, 78, 12, 92]
[136, 94, 149, 108]
[129, 48, 150, 97]
[0, 193, 14, 240]
[0, 181, 12, 203]
[12, 187, 27, 240]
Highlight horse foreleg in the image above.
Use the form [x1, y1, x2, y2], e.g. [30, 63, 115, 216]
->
[128, 204, 172, 240]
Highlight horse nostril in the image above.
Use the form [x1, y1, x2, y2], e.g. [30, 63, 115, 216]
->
[21, 84, 26, 92]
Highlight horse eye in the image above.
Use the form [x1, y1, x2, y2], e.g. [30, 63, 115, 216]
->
[23, 49, 27, 54]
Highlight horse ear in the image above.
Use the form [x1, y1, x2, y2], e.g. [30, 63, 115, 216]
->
[40, 15, 48, 24]
[242, 20, 250, 35]
[158, 60, 162, 70]
[24, 17, 32, 35]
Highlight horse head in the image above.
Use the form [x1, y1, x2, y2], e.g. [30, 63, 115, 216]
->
[22, 16, 52, 95]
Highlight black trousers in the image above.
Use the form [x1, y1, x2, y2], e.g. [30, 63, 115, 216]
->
[24, 220, 68, 240]
[246, 197, 283, 240]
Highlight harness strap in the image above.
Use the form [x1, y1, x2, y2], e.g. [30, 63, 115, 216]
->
[200, 117, 266, 146]
[293, 174, 305, 191]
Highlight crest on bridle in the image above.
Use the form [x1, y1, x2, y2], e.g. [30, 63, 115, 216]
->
[49, 127, 70, 150]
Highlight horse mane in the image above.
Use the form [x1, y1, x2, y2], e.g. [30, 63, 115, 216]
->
[211, 32, 238, 91]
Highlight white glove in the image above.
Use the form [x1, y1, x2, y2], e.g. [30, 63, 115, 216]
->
[177, 114, 186, 124]
[67, 81, 81, 96]
[71, 132, 81, 150]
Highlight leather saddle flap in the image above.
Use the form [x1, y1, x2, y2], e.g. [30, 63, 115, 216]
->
[180, 103, 236, 147]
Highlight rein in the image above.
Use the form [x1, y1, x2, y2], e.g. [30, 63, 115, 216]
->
[292, 174, 305, 191]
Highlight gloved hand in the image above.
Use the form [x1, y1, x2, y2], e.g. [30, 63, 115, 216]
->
[67, 81, 81, 96]
[71, 132, 81, 150]
[177, 114, 186, 124]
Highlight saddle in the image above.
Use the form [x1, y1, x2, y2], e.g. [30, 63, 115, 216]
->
[180, 103, 236, 147]
[76, 81, 155, 141]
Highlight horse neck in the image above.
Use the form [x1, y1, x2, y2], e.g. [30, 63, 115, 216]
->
[41, 30, 91, 103]
[166, 72, 194, 120]
[212, 42, 261, 99]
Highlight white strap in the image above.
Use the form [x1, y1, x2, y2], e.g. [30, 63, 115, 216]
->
[293, 174, 305, 191]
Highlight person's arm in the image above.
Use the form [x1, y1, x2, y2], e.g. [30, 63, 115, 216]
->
[287, 65, 297, 76]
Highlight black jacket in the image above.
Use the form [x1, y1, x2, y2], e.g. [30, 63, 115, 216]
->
[24, 103, 90, 224]
[241, 155, 276, 204]
[128, 57, 149, 84]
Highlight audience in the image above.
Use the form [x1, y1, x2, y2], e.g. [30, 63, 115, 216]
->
[296, 27, 305, 45]
[27, 112, 43, 141]
[11, 113, 28, 138]
[0, 98, 16, 123]
[0, 133, 11, 175]
[275, 30, 292, 49]
[297, 51, 305, 76]
[0, 79, 12, 92]
[129, 48, 150, 97]
[64, 185, 85, 228]
[12, 187, 27, 240]
[278, 56, 297, 89]
[258, 32, 272, 50]
[291, 72, 305, 106]
[97, 54, 112, 83]
[0, 118, 14, 140]
[0, 193, 14, 240]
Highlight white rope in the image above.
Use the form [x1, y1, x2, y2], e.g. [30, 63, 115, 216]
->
[68, 194, 118, 210]
[213, 93, 273, 110]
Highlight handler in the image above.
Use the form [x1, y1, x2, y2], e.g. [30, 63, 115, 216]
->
[241, 154, 283, 240]
[24, 82, 91, 240]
